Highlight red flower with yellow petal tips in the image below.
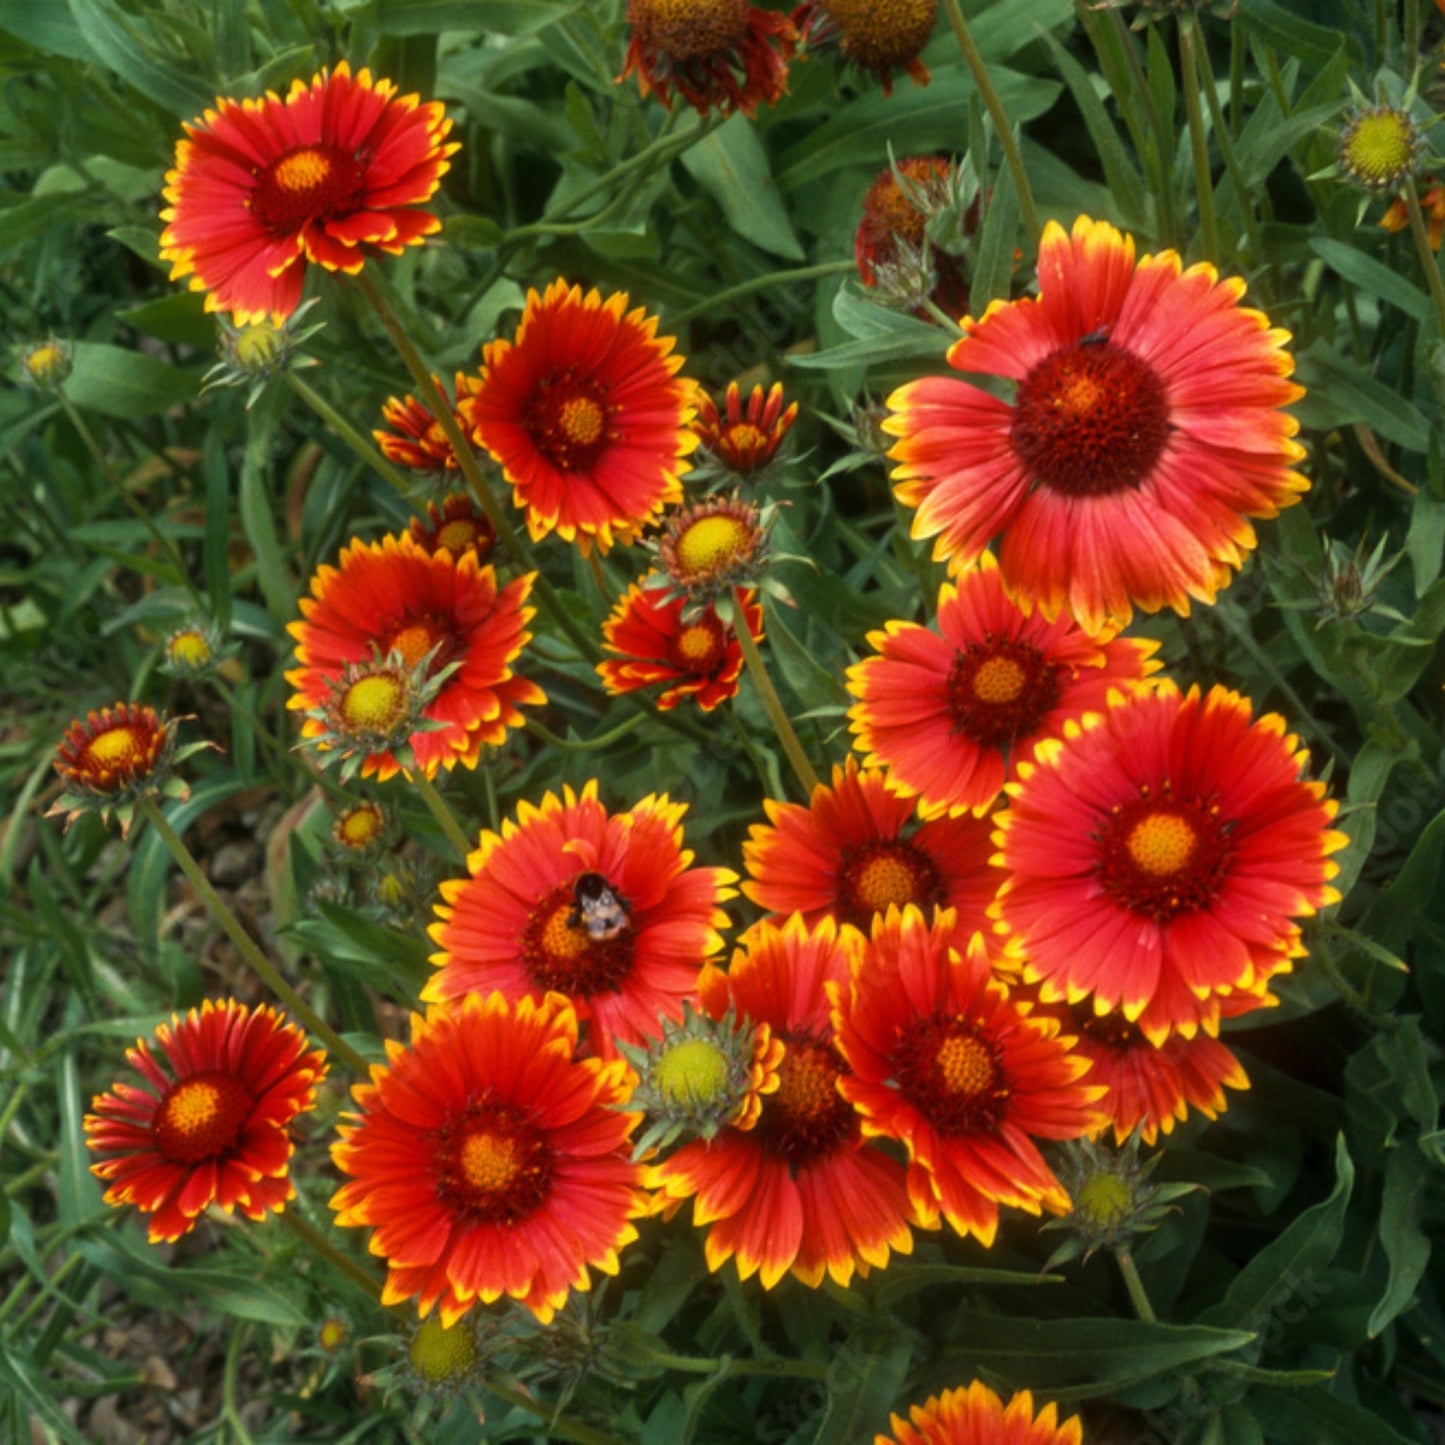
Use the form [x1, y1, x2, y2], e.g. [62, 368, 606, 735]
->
[426, 781, 735, 1057]
[409, 493, 497, 566]
[847, 553, 1159, 818]
[597, 579, 764, 712]
[876, 1381, 1082, 1445]
[886, 216, 1307, 631]
[992, 681, 1347, 1044]
[742, 757, 998, 936]
[462, 279, 697, 554]
[376, 375, 483, 476]
[330, 992, 645, 1327]
[286, 533, 543, 782]
[651, 915, 919, 1288]
[622, 0, 798, 117]
[832, 908, 1101, 1245]
[160, 63, 457, 325]
[692, 381, 799, 477]
[85, 1000, 326, 1243]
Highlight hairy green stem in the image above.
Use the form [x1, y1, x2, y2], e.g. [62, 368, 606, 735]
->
[413, 771, 474, 861]
[138, 798, 370, 1075]
[733, 591, 820, 796]
[1178, 17, 1219, 264]
[1115, 1247, 1157, 1324]
[941, 0, 1040, 241]
[351, 270, 601, 665]
[284, 370, 418, 499]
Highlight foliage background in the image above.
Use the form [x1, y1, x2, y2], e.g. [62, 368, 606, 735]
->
[2, 0, 1445, 1441]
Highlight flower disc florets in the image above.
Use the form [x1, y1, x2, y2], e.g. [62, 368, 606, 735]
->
[330, 798, 391, 863]
[203, 299, 324, 407]
[654, 493, 777, 605]
[407, 1316, 480, 1388]
[409, 494, 497, 565]
[691, 381, 799, 482]
[161, 621, 234, 680]
[619, 1003, 784, 1156]
[1338, 104, 1426, 193]
[793, 0, 937, 94]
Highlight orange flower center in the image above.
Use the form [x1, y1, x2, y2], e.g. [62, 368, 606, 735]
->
[946, 640, 1062, 749]
[836, 839, 943, 926]
[434, 1101, 553, 1225]
[756, 1035, 856, 1163]
[674, 514, 755, 582]
[436, 518, 486, 555]
[892, 1017, 1005, 1134]
[629, 0, 751, 57]
[84, 723, 153, 776]
[383, 612, 455, 670]
[340, 672, 410, 734]
[154, 1071, 252, 1164]
[251, 144, 367, 234]
[335, 802, 385, 850]
[668, 614, 728, 676]
[1095, 788, 1233, 924]
[822, 0, 937, 71]
[527, 375, 613, 472]
[1010, 340, 1171, 498]
[522, 881, 636, 996]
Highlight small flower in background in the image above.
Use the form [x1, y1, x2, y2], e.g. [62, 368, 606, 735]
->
[847, 553, 1160, 819]
[408, 493, 498, 566]
[620, 1001, 784, 1156]
[329, 798, 391, 864]
[621, 0, 798, 117]
[1278, 531, 1409, 629]
[463, 279, 697, 554]
[691, 380, 799, 481]
[160, 620, 235, 680]
[49, 702, 208, 836]
[993, 681, 1348, 1044]
[741, 757, 999, 937]
[1382, 183, 1445, 247]
[1336, 102, 1426, 193]
[84, 1000, 327, 1243]
[317, 1316, 349, 1353]
[651, 915, 919, 1289]
[793, 0, 937, 94]
[286, 534, 544, 781]
[874, 1380, 1082, 1445]
[855, 156, 977, 318]
[16, 336, 72, 388]
[329, 992, 646, 1326]
[655, 492, 776, 604]
[406, 1315, 480, 1388]
[1044, 1137, 1201, 1269]
[597, 579, 764, 712]
[160, 62, 458, 324]
[426, 781, 735, 1057]
[886, 215, 1308, 632]
[203, 299, 324, 406]
[833, 910, 1102, 1245]
[375, 375, 483, 477]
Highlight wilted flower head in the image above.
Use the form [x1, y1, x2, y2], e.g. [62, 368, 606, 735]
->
[793, 0, 937, 94]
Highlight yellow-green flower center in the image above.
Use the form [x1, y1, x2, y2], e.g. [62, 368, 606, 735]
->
[408, 1317, 478, 1385]
[1341, 108, 1419, 189]
[167, 628, 214, 669]
[233, 322, 286, 371]
[335, 803, 385, 849]
[675, 515, 753, 579]
[341, 673, 409, 733]
[655, 1037, 730, 1110]
[1126, 812, 1197, 877]
[23, 341, 69, 384]
[1075, 1171, 1134, 1229]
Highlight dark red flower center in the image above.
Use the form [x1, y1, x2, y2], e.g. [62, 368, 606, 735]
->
[835, 839, 944, 926]
[946, 639, 1063, 749]
[1094, 786, 1233, 924]
[668, 613, 728, 677]
[892, 1016, 1006, 1134]
[381, 611, 463, 675]
[754, 1034, 856, 1165]
[251, 145, 368, 234]
[432, 1097, 554, 1226]
[69, 719, 162, 788]
[526, 373, 614, 473]
[154, 1071, 252, 1164]
[522, 880, 636, 996]
[1077, 1010, 1141, 1052]
[1010, 340, 1171, 498]
[629, 0, 751, 58]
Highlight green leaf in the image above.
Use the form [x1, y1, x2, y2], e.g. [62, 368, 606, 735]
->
[812, 1338, 914, 1444]
[239, 387, 298, 622]
[56, 1048, 103, 1230]
[1238, 0, 1363, 67]
[0, 2, 97, 60]
[1249, 1383, 1420, 1444]
[1311, 237, 1433, 326]
[63, 341, 199, 418]
[376, 0, 578, 33]
[1294, 340, 1430, 451]
[0, 191, 109, 252]
[0, 1346, 91, 1445]
[681, 114, 803, 262]
[65, 0, 213, 115]
[873, 1262, 1062, 1311]
[1407, 488, 1445, 594]
[1198, 1135, 1354, 1330]
[115, 292, 215, 349]
[1369, 1146, 1430, 1337]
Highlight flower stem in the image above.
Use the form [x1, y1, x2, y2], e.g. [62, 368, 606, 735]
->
[284, 370, 419, 500]
[1178, 16, 1219, 265]
[277, 1208, 383, 1299]
[137, 797, 370, 1076]
[666, 260, 855, 325]
[941, 0, 1040, 241]
[732, 590, 820, 796]
[1115, 1247, 1157, 1324]
[350, 270, 601, 665]
[524, 712, 648, 752]
[412, 771, 474, 861]
[1403, 178, 1445, 337]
